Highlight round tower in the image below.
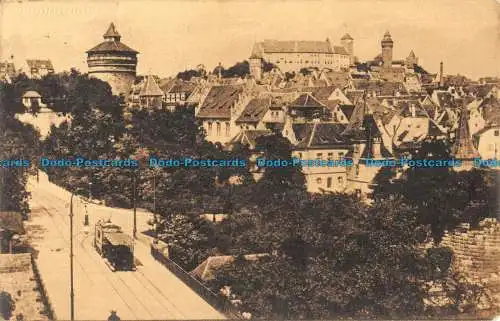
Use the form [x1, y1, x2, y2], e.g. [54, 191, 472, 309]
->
[381, 31, 393, 69]
[340, 33, 354, 65]
[86, 23, 139, 96]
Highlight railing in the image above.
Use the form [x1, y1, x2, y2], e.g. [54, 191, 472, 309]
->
[150, 243, 242, 319]
[30, 253, 56, 320]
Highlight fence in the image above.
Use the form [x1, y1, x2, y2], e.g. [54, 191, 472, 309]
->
[30, 253, 56, 320]
[150, 243, 243, 319]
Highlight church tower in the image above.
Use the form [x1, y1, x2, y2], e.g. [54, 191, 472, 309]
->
[86, 23, 139, 96]
[341, 33, 354, 65]
[381, 31, 393, 69]
[452, 105, 480, 171]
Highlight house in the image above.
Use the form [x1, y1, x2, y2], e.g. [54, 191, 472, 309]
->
[290, 122, 351, 193]
[473, 126, 500, 160]
[287, 93, 329, 122]
[162, 80, 197, 107]
[138, 75, 164, 109]
[22, 91, 44, 109]
[0, 61, 16, 82]
[196, 85, 246, 144]
[0, 212, 25, 253]
[25, 59, 54, 79]
[235, 97, 272, 131]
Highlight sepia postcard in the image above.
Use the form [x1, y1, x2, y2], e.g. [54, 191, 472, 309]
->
[0, 0, 500, 320]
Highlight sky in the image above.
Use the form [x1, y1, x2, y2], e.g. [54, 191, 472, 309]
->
[1, 0, 499, 79]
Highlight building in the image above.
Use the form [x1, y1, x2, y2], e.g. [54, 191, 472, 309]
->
[0, 61, 16, 82]
[87, 23, 139, 96]
[25, 59, 54, 79]
[22, 91, 44, 109]
[139, 75, 164, 109]
[249, 37, 351, 78]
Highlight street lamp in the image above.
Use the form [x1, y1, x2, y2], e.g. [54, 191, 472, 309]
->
[69, 193, 75, 321]
[88, 182, 92, 201]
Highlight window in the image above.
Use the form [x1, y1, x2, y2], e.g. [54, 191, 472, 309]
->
[327, 152, 333, 160]
[216, 123, 221, 136]
[316, 153, 323, 160]
[495, 130, 499, 137]
[339, 152, 344, 159]
[327, 177, 332, 188]
[225, 122, 230, 136]
[316, 177, 323, 185]
[207, 122, 213, 135]
[337, 176, 344, 185]
[298, 152, 303, 159]
[355, 165, 360, 177]
[355, 189, 362, 198]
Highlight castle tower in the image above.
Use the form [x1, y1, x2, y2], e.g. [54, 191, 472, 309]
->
[340, 33, 354, 65]
[439, 61, 444, 88]
[249, 43, 263, 81]
[381, 31, 394, 69]
[86, 23, 139, 96]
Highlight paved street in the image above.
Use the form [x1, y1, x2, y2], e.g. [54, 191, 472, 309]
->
[26, 171, 225, 320]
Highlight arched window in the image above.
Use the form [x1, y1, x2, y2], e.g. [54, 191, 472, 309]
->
[216, 123, 221, 136]
[225, 122, 230, 136]
[208, 122, 213, 135]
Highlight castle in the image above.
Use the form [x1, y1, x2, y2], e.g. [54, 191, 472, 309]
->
[249, 34, 354, 80]
[86, 23, 139, 96]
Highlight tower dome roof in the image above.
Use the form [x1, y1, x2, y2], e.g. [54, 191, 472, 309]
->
[382, 31, 393, 42]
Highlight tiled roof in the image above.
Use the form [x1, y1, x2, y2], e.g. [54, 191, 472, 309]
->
[307, 86, 337, 101]
[360, 138, 393, 159]
[295, 122, 348, 149]
[26, 59, 54, 70]
[236, 98, 271, 123]
[87, 40, 138, 54]
[255, 40, 345, 54]
[340, 105, 355, 120]
[140, 75, 163, 97]
[290, 93, 326, 108]
[292, 123, 314, 142]
[230, 130, 273, 147]
[397, 101, 429, 118]
[197, 85, 244, 119]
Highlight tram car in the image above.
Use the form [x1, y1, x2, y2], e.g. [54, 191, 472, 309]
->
[94, 219, 135, 271]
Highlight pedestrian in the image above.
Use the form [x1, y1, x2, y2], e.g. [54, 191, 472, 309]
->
[107, 310, 121, 321]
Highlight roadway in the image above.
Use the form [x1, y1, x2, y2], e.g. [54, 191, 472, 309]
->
[26, 171, 225, 320]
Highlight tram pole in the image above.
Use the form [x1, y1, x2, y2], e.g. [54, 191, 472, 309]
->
[69, 193, 75, 321]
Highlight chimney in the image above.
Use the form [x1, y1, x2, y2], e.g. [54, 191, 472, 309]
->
[439, 61, 444, 88]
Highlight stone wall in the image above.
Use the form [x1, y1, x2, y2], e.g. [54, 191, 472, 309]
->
[440, 218, 500, 309]
[0, 253, 49, 320]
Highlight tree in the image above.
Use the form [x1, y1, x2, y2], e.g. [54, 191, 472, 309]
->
[213, 61, 250, 78]
[176, 69, 203, 81]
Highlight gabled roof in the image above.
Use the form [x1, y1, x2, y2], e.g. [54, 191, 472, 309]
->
[303, 86, 337, 101]
[340, 105, 355, 120]
[397, 101, 429, 118]
[452, 108, 480, 159]
[290, 93, 326, 109]
[230, 130, 273, 148]
[295, 122, 348, 149]
[197, 85, 244, 119]
[236, 97, 271, 123]
[140, 75, 163, 97]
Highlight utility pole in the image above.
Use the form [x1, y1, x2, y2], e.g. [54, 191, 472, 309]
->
[133, 173, 137, 239]
[69, 193, 75, 321]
